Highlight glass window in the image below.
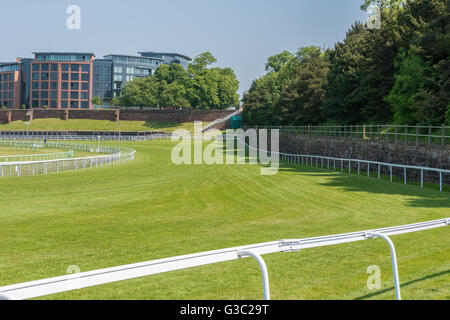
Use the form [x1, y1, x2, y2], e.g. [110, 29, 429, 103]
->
[32, 91, 39, 99]
[41, 82, 48, 90]
[61, 91, 68, 99]
[81, 92, 89, 100]
[62, 64, 69, 71]
[71, 82, 79, 90]
[70, 101, 79, 108]
[61, 100, 68, 108]
[41, 64, 49, 71]
[81, 83, 89, 91]
[50, 100, 57, 108]
[51, 72, 58, 80]
[41, 91, 48, 99]
[114, 74, 122, 81]
[32, 100, 39, 108]
[32, 73, 40, 80]
[126, 67, 135, 74]
[81, 74, 89, 81]
[71, 64, 80, 71]
[62, 73, 69, 81]
[71, 73, 79, 81]
[81, 100, 89, 108]
[50, 91, 58, 99]
[32, 82, 39, 90]
[70, 92, 79, 99]
[41, 73, 49, 81]
[51, 64, 58, 71]
[81, 64, 90, 72]
[51, 82, 57, 90]
[32, 64, 40, 71]
[61, 82, 68, 90]
[114, 66, 122, 73]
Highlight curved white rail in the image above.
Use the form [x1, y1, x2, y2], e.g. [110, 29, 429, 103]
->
[0, 218, 447, 300]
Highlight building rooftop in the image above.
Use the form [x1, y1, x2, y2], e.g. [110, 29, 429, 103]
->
[32, 52, 95, 57]
[139, 51, 192, 62]
[103, 54, 164, 61]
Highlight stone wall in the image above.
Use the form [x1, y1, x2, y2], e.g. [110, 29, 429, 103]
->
[0, 109, 234, 124]
[280, 134, 450, 185]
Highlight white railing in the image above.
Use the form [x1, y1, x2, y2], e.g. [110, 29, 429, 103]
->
[0, 141, 136, 178]
[0, 218, 447, 300]
[237, 135, 450, 192]
[0, 151, 74, 163]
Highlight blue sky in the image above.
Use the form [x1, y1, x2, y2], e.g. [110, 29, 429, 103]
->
[1, 0, 367, 96]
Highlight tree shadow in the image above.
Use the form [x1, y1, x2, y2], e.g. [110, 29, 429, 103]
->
[143, 121, 183, 130]
[354, 269, 450, 300]
[277, 163, 450, 209]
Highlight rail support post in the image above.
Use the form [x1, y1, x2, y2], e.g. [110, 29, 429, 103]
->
[367, 232, 401, 300]
[238, 250, 271, 300]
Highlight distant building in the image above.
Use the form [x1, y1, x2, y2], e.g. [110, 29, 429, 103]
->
[1, 50, 191, 109]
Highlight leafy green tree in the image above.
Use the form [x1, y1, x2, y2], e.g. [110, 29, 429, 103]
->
[92, 96, 103, 106]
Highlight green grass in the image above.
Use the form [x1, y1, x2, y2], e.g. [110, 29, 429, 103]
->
[0, 140, 448, 300]
[0, 119, 204, 133]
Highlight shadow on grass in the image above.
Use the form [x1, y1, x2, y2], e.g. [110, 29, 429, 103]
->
[143, 121, 183, 130]
[277, 163, 450, 209]
[354, 269, 449, 300]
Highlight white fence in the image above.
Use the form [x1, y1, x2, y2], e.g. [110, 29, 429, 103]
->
[0, 141, 136, 178]
[237, 135, 450, 192]
[0, 218, 448, 300]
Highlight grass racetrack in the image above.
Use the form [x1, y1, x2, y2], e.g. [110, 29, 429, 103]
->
[0, 140, 449, 300]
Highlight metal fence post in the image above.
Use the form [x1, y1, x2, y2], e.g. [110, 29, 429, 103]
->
[238, 250, 271, 300]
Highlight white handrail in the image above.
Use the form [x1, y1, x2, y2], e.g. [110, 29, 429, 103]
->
[0, 218, 447, 300]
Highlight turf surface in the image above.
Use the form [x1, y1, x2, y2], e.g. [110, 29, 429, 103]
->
[0, 140, 448, 300]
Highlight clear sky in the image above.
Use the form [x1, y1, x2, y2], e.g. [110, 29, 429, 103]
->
[0, 0, 368, 97]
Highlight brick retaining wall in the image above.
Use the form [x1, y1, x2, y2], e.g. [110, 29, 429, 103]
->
[280, 134, 450, 185]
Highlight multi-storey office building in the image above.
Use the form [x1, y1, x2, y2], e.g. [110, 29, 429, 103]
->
[29, 53, 95, 109]
[0, 50, 191, 109]
[139, 52, 192, 70]
[0, 62, 21, 109]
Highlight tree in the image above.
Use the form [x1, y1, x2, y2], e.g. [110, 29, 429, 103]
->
[92, 96, 103, 106]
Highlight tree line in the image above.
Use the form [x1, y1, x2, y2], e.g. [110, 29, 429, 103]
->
[242, 0, 450, 126]
[113, 52, 240, 110]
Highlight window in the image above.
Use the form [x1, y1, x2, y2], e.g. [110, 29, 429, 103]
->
[126, 67, 135, 74]
[81, 83, 89, 91]
[61, 91, 68, 99]
[114, 74, 122, 81]
[81, 92, 89, 100]
[32, 82, 39, 90]
[50, 91, 58, 99]
[32, 91, 39, 99]
[81, 64, 90, 72]
[32, 64, 40, 71]
[60, 101, 68, 108]
[71, 92, 79, 99]
[61, 82, 68, 90]
[70, 82, 79, 90]
[71, 73, 79, 81]
[41, 73, 49, 81]
[51, 82, 57, 90]
[81, 74, 89, 81]
[41, 91, 48, 99]
[114, 66, 122, 73]
[62, 73, 69, 81]
[32, 100, 39, 108]
[81, 101, 89, 108]
[50, 100, 57, 108]
[51, 72, 58, 81]
[62, 64, 69, 71]
[70, 101, 79, 108]
[51, 64, 58, 71]
[32, 73, 40, 80]
[41, 82, 48, 90]
[71, 64, 80, 71]
[41, 64, 49, 71]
